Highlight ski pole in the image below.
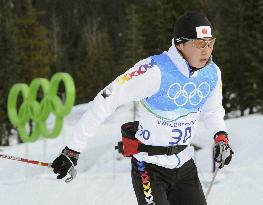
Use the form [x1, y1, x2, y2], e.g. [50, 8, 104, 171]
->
[0, 153, 51, 167]
[205, 166, 219, 198]
[0, 153, 76, 183]
[206, 140, 230, 199]
[206, 146, 227, 199]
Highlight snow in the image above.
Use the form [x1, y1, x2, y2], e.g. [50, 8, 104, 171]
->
[0, 103, 263, 205]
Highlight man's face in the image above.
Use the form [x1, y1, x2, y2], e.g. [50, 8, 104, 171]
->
[177, 38, 215, 69]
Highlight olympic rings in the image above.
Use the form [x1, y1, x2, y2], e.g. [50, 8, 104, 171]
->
[167, 82, 210, 107]
[7, 73, 75, 142]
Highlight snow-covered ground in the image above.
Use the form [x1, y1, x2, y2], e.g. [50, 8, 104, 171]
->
[0, 103, 262, 205]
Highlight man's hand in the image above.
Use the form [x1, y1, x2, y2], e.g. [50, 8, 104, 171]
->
[213, 131, 234, 169]
[51, 147, 80, 182]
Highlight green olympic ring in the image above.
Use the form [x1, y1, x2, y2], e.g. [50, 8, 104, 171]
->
[7, 72, 75, 143]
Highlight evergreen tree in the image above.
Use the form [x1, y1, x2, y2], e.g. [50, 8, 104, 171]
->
[118, 4, 146, 120]
[138, 0, 175, 55]
[119, 4, 146, 71]
[0, 0, 19, 145]
[239, 0, 262, 114]
[75, 19, 114, 102]
[212, 0, 240, 114]
[249, 0, 263, 113]
[13, 0, 51, 83]
[0, 0, 262, 125]
[212, 0, 257, 116]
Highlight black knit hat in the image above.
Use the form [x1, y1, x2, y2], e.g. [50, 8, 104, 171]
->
[174, 11, 213, 45]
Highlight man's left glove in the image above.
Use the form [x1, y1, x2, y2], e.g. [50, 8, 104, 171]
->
[213, 131, 234, 169]
[51, 146, 80, 182]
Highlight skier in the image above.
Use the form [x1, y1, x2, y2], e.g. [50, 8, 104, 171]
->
[51, 11, 233, 205]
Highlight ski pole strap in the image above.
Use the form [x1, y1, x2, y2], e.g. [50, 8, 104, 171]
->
[65, 166, 77, 183]
[138, 144, 187, 156]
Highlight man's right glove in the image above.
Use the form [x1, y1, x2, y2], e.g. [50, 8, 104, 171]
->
[213, 131, 234, 169]
[51, 146, 80, 182]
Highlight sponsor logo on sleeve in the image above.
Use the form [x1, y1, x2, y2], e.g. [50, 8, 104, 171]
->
[116, 59, 157, 85]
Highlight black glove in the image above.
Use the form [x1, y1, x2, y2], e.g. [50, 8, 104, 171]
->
[213, 131, 234, 169]
[51, 146, 80, 181]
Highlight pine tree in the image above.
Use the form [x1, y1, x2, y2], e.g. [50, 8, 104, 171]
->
[118, 4, 147, 120]
[138, 0, 175, 55]
[75, 19, 114, 102]
[212, 0, 259, 116]
[1, 0, 261, 118]
[0, 0, 53, 144]
[212, 0, 240, 114]
[239, 0, 262, 114]
[13, 0, 51, 83]
[119, 4, 146, 71]
[0, 0, 19, 145]
[254, 0, 263, 112]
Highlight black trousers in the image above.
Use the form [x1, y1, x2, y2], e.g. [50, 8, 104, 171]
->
[131, 157, 207, 205]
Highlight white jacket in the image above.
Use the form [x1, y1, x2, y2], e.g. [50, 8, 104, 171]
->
[67, 39, 227, 169]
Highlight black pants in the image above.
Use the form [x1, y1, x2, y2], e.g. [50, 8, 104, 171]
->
[131, 157, 207, 205]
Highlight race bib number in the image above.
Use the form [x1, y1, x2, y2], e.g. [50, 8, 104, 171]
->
[169, 127, 192, 145]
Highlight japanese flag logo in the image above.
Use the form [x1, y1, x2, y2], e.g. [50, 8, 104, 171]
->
[196, 26, 212, 38]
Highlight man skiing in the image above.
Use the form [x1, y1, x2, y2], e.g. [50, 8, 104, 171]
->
[51, 11, 233, 205]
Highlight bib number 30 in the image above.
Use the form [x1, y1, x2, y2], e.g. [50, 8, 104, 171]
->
[169, 127, 192, 145]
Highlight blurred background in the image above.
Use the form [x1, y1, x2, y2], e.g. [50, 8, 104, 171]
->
[0, 0, 262, 145]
